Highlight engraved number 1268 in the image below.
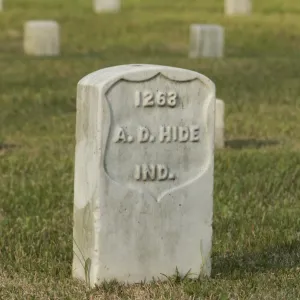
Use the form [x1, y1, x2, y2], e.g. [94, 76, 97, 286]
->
[135, 90, 177, 108]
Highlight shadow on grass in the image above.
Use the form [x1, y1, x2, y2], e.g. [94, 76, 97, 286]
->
[0, 143, 19, 154]
[225, 139, 280, 149]
[212, 240, 300, 279]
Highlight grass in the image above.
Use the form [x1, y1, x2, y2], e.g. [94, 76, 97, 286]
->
[1, 0, 300, 298]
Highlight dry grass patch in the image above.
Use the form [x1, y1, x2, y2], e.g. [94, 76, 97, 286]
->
[0, 272, 195, 300]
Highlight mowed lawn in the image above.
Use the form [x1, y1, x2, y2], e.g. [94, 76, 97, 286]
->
[1, 0, 300, 299]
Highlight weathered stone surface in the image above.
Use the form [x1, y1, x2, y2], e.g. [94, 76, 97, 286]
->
[189, 24, 224, 58]
[225, 0, 252, 15]
[72, 64, 215, 285]
[215, 99, 225, 148]
[93, 0, 120, 13]
[23, 21, 60, 56]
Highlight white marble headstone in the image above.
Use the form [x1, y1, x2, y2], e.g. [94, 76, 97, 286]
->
[215, 99, 225, 148]
[72, 64, 215, 285]
[23, 21, 60, 56]
[225, 0, 252, 15]
[189, 24, 224, 58]
[93, 0, 120, 13]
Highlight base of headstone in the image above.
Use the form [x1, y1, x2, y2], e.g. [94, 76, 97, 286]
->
[225, 0, 252, 15]
[189, 24, 224, 58]
[72, 64, 215, 286]
[93, 0, 120, 13]
[23, 20, 60, 56]
[215, 99, 225, 149]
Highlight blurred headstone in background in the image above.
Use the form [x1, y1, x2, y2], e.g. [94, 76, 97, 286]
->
[225, 0, 252, 15]
[215, 99, 225, 149]
[24, 21, 60, 56]
[93, 0, 121, 13]
[189, 24, 224, 58]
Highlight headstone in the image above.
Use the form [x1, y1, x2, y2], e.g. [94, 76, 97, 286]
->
[72, 64, 215, 285]
[215, 99, 225, 148]
[225, 0, 252, 15]
[23, 21, 60, 56]
[189, 24, 224, 58]
[93, 0, 120, 13]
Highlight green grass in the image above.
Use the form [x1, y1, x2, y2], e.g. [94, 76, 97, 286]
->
[1, 0, 300, 298]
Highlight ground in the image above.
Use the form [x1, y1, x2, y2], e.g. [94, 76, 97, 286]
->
[1, 0, 300, 299]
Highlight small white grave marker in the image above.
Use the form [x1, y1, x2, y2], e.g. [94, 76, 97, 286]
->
[189, 24, 224, 58]
[72, 64, 216, 285]
[23, 21, 60, 56]
[215, 99, 225, 148]
[225, 0, 252, 15]
[93, 0, 120, 13]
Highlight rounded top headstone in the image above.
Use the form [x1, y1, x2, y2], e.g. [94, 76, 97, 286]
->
[78, 64, 215, 92]
[25, 20, 59, 28]
[73, 64, 216, 285]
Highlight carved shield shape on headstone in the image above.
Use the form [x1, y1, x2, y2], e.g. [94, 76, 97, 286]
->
[103, 72, 214, 201]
